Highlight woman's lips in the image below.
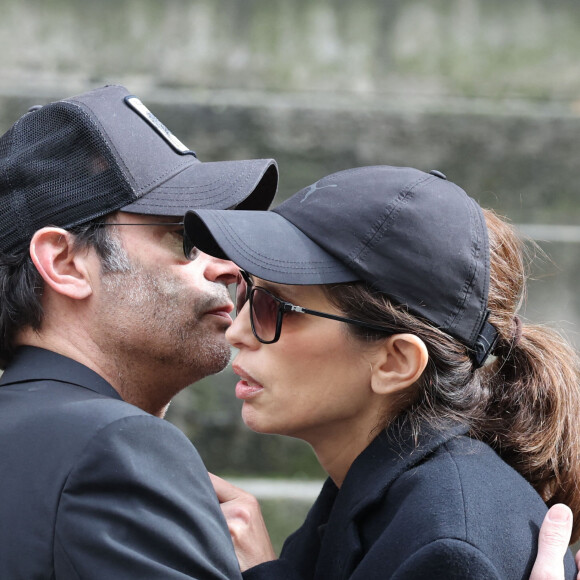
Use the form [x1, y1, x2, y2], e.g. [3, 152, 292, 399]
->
[235, 380, 264, 400]
[232, 365, 264, 400]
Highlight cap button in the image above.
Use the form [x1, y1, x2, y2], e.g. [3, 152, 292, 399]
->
[429, 169, 447, 180]
[27, 105, 43, 113]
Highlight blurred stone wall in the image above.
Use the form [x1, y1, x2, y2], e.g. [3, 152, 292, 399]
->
[1, 0, 579, 551]
[1, 0, 579, 98]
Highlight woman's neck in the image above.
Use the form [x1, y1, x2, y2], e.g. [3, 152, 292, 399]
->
[305, 418, 381, 487]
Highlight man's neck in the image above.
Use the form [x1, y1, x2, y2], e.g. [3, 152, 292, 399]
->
[16, 327, 183, 417]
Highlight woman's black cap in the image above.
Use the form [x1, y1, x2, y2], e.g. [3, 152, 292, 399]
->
[185, 165, 498, 366]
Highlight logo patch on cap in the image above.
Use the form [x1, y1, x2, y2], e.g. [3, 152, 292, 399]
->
[124, 96, 196, 156]
[300, 181, 337, 203]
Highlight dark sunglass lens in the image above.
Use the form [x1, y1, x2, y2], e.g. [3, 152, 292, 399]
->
[235, 277, 249, 315]
[251, 288, 279, 342]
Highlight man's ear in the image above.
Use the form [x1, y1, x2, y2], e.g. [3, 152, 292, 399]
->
[370, 334, 429, 396]
[29, 228, 94, 300]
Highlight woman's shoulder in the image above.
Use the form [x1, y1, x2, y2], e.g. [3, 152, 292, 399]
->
[364, 422, 542, 503]
[344, 424, 549, 547]
[424, 433, 542, 497]
[390, 431, 545, 512]
[353, 431, 549, 578]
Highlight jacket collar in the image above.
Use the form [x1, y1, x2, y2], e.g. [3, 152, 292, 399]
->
[313, 419, 469, 578]
[0, 346, 122, 401]
[340, 419, 468, 516]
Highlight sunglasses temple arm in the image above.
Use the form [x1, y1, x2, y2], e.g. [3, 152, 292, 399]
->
[282, 304, 391, 334]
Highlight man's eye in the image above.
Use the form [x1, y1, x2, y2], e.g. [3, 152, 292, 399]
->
[186, 246, 201, 261]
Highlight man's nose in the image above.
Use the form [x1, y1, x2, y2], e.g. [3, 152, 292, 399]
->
[200, 253, 239, 286]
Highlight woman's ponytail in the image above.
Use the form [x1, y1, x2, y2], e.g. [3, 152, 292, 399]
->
[479, 210, 580, 541]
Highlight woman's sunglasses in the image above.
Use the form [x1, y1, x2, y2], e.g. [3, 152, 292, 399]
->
[236, 270, 392, 344]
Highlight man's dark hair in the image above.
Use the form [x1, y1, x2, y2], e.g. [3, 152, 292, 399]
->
[0, 215, 128, 368]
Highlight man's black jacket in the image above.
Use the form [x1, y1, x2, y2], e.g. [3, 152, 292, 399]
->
[0, 346, 241, 579]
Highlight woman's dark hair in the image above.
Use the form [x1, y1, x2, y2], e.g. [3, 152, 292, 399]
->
[325, 209, 580, 542]
[0, 216, 128, 369]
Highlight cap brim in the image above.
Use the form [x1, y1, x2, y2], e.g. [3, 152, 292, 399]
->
[184, 209, 358, 285]
[122, 159, 278, 216]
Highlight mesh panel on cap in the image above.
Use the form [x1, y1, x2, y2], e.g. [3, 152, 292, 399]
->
[0, 102, 135, 253]
[0, 126, 16, 244]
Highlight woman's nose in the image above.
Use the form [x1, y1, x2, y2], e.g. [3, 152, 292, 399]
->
[226, 302, 259, 349]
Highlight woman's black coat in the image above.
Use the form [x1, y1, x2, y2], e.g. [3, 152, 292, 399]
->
[243, 421, 577, 579]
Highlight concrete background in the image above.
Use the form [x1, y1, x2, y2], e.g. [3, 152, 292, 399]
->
[1, 0, 579, 99]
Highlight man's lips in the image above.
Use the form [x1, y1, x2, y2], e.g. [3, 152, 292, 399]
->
[205, 302, 234, 320]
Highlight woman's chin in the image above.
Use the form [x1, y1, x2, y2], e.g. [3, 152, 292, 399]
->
[241, 408, 278, 435]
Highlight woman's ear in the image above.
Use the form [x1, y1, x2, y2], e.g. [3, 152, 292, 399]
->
[29, 228, 94, 300]
[370, 334, 429, 396]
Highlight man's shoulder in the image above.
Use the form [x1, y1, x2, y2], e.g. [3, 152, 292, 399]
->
[0, 374, 187, 458]
[1, 375, 147, 419]
[0, 375, 201, 492]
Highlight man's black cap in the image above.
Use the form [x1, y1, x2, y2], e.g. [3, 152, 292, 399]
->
[0, 84, 278, 253]
[184, 165, 498, 366]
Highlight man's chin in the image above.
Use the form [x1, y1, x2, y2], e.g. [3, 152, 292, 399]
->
[181, 342, 232, 385]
